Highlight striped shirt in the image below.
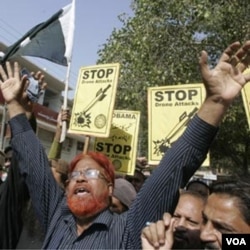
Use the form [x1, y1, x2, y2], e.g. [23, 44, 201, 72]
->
[10, 114, 218, 249]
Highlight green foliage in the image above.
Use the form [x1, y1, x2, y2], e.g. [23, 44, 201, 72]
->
[97, 0, 250, 174]
[210, 96, 250, 176]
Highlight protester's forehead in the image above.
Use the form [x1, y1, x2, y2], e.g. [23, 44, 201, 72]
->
[207, 193, 238, 207]
[180, 192, 204, 204]
[74, 156, 103, 171]
[204, 193, 250, 232]
[206, 193, 237, 212]
[176, 194, 204, 213]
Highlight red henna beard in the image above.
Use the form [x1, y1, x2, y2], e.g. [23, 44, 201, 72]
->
[67, 187, 110, 218]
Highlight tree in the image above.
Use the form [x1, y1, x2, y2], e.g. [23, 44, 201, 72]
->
[97, 0, 250, 174]
[211, 96, 250, 176]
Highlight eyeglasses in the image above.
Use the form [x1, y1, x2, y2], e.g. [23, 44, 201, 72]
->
[68, 168, 106, 181]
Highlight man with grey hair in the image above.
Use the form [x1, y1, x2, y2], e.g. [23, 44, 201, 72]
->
[110, 178, 136, 214]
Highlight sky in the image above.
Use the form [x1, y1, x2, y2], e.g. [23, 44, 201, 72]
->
[0, 0, 133, 97]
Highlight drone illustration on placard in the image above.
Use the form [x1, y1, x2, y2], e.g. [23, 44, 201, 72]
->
[73, 84, 111, 128]
[153, 107, 198, 156]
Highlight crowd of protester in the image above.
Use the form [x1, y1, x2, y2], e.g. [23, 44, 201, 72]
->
[0, 40, 249, 249]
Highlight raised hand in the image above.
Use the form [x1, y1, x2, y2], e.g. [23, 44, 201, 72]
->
[57, 108, 71, 129]
[141, 213, 175, 250]
[198, 41, 250, 126]
[0, 61, 27, 105]
[31, 70, 47, 95]
[199, 41, 250, 105]
[0, 61, 47, 119]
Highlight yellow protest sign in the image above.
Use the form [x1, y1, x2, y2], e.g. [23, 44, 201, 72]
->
[94, 110, 141, 175]
[148, 84, 206, 165]
[242, 68, 250, 129]
[69, 63, 120, 137]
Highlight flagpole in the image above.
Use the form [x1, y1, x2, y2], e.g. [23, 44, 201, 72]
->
[60, 0, 75, 142]
[60, 61, 71, 142]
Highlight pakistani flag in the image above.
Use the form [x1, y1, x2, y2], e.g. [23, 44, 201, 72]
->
[0, 0, 75, 66]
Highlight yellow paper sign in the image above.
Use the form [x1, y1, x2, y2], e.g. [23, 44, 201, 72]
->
[242, 68, 250, 129]
[69, 63, 120, 137]
[94, 110, 141, 175]
[148, 84, 207, 165]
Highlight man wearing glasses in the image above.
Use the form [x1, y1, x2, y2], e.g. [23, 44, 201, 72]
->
[0, 41, 250, 249]
[65, 152, 114, 221]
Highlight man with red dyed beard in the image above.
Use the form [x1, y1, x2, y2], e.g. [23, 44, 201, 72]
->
[66, 153, 113, 224]
[1, 40, 250, 249]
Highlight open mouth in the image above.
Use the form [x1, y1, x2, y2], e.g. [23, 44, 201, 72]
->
[74, 187, 90, 196]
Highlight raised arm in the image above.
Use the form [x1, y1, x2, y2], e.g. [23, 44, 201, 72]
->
[126, 41, 250, 249]
[197, 41, 250, 125]
[0, 62, 63, 231]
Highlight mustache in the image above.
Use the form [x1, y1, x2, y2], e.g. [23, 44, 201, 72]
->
[173, 226, 205, 249]
[174, 226, 189, 240]
[204, 242, 220, 250]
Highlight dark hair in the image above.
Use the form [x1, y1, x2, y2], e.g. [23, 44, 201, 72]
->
[210, 180, 250, 225]
[4, 146, 12, 154]
[69, 151, 115, 185]
[186, 180, 210, 196]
